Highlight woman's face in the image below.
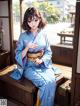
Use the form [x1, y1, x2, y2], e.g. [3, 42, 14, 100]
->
[27, 16, 40, 31]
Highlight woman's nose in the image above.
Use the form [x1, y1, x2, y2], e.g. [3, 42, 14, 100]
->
[32, 21, 35, 25]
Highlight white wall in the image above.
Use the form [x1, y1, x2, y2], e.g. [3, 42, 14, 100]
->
[0, 1, 10, 51]
[0, 1, 8, 16]
[2, 18, 10, 51]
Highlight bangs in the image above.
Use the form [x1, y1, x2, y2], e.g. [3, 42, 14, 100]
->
[27, 15, 39, 22]
[26, 7, 41, 21]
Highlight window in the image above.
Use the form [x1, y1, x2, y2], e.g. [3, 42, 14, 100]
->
[12, 0, 20, 40]
[12, 0, 76, 46]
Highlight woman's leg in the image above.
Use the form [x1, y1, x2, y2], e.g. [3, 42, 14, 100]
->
[24, 67, 56, 106]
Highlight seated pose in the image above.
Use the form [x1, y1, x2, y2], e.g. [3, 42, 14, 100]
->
[12, 7, 57, 106]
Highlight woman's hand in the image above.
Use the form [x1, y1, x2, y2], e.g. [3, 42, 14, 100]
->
[34, 58, 43, 64]
[27, 42, 38, 49]
[22, 42, 38, 59]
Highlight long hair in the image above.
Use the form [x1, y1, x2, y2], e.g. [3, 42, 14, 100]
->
[22, 7, 47, 32]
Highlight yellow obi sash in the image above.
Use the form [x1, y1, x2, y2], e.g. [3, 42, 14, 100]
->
[27, 51, 43, 62]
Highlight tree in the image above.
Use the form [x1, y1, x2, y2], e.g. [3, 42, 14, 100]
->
[13, 1, 20, 22]
[32, 1, 60, 23]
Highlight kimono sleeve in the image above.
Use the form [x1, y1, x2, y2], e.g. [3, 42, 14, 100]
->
[41, 34, 52, 68]
[15, 34, 25, 67]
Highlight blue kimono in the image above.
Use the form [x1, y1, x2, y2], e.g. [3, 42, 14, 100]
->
[11, 29, 57, 106]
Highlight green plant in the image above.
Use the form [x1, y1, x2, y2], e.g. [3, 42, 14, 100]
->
[32, 2, 60, 23]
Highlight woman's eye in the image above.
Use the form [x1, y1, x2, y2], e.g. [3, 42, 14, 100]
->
[35, 19, 38, 22]
[28, 19, 38, 23]
[28, 20, 31, 23]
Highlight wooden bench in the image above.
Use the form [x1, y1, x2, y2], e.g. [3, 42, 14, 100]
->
[0, 74, 37, 106]
[0, 64, 71, 106]
[54, 64, 72, 80]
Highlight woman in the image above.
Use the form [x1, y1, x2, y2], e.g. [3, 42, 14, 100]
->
[13, 7, 56, 106]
